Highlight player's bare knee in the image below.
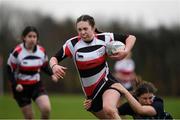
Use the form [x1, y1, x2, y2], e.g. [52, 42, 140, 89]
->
[103, 105, 118, 117]
[41, 108, 50, 119]
[41, 105, 51, 115]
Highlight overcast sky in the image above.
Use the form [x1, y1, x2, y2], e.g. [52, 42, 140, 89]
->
[1, 0, 180, 28]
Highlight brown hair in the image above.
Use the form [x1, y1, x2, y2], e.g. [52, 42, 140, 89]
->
[76, 15, 103, 34]
[134, 81, 157, 97]
[76, 15, 95, 28]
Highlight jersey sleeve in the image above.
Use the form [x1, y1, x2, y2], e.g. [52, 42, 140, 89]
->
[152, 97, 164, 116]
[42, 50, 49, 65]
[39, 45, 48, 64]
[112, 33, 129, 44]
[104, 32, 129, 44]
[54, 40, 73, 62]
[118, 102, 135, 115]
[7, 50, 18, 72]
[41, 49, 53, 76]
[7, 49, 19, 86]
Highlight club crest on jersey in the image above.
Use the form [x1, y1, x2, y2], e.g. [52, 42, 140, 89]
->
[23, 61, 28, 64]
[77, 54, 83, 58]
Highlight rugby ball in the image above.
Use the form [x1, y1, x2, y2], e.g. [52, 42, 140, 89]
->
[106, 41, 125, 55]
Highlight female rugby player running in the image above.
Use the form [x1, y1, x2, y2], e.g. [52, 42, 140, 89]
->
[49, 15, 136, 119]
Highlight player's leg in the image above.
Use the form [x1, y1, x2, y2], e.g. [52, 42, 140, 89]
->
[102, 88, 121, 119]
[86, 87, 110, 119]
[13, 86, 34, 119]
[91, 110, 110, 119]
[33, 82, 51, 119]
[35, 94, 51, 119]
[21, 104, 34, 119]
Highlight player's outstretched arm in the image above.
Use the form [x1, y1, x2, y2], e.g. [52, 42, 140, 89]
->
[111, 83, 157, 116]
[49, 57, 67, 80]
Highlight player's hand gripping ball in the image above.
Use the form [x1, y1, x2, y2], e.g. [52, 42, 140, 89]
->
[106, 41, 125, 55]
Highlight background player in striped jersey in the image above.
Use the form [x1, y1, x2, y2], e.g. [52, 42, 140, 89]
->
[114, 52, 137, 92]
[7, 26, 56, 119]
[49, 15, 136, 119]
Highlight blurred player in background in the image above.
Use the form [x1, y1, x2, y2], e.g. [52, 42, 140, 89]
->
[7, 26, 56, 119]
[114, 52, 137, 92]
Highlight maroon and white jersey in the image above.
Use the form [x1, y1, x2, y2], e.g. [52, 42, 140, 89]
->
[7, 43, 48, 85]
[55, 32, 128, 98]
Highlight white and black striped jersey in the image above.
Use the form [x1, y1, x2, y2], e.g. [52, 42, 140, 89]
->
[54, 32, 128, 98]
[7, 43, 50, 85]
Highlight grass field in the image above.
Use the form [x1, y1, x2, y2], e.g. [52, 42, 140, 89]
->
[0, 94, 180, 119]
